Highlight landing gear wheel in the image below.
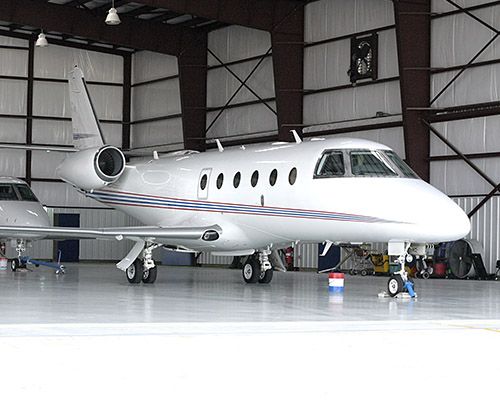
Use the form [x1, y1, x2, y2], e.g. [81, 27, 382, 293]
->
[142, 267, 157, 284]
[387, 275, 404, 297]
[10, 258, 19, 272]
[126, 259, 144, 284]
[242, 257, 260, 283]
[258, 268, 273, 284]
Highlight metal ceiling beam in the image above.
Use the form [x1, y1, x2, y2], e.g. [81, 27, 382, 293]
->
[178, 33, 208, 152]
[134, 0, 307, 31]
[0, 0, 198, 56]
[394, 0, 431, 181]
[271, 5, 304, 140]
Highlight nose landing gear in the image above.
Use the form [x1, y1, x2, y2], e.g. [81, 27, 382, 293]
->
[386, 244, 417, 298]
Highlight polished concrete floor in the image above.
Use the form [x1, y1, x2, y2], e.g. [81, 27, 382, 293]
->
[1, 264, 499, 399]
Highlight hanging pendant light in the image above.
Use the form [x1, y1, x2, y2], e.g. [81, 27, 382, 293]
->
[35, 31, 48, 47]
[105, 1, 121, 25]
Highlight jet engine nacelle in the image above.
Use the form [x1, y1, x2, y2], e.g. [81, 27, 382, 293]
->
[57, 146, 126, 191]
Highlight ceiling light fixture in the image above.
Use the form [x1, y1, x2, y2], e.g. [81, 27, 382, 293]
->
[105, 0, 121, 25]
[35, 31, 48, 47]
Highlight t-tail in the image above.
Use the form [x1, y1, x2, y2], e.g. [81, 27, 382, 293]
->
[56, 67, 125, 191]
[68, 66, 105, 150]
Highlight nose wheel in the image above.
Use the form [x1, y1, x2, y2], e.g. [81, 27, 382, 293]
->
[386, 245, 417, 298]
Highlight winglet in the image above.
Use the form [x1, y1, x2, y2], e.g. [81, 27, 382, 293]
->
[216, 139, 224, 152]
[68, 66, 105, 150]
[291, 129, 302, 143]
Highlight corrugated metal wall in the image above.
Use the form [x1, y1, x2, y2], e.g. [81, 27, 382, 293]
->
[454, 196, 499, 273]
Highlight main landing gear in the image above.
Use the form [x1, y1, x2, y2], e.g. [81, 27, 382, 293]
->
[126, 242, 160, 284]
[242, 251, 274, 284]
[9, 240, 28, 272]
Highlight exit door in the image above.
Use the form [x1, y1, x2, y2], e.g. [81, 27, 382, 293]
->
[54, 213, 80, 262]
[197, 168, 212, 199]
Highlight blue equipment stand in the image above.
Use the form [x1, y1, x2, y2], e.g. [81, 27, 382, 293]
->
[20, 251, 65, 274]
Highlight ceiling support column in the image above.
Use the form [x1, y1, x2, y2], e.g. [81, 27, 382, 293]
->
[271, 6, 304, 141]
[178, 34, 208, 152]
[394, 0, 431, 181]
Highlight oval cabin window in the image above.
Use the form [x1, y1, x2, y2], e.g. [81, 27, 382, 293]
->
[251, 170, 259, 187]
[289, 168, 297, 185]
[269, 169, 278, 186]
[216, 173, 224, 189]
[200, 174, 208, 190]
[233, 172, 241, 188]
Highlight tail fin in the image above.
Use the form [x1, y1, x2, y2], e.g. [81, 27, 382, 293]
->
[68, 67, 105, 150]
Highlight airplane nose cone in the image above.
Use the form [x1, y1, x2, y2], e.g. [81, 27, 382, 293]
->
[419, 189, 470, 242]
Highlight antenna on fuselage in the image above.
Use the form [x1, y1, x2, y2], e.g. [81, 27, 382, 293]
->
[215, 139, 224, 152]
[291, 129, 302, 144]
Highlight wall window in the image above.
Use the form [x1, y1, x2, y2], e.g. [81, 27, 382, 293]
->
[269, 169, 278, 186]
[251, 170, 259, 187]
[289, 168, 297, 185]
[348, 33, 378, 85]
[233, 172, 241, 188]
[216, 173, 224, 189]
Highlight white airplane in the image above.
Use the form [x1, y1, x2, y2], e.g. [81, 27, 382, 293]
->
[0, 68, 471, 295]
[0, 177, 52, 270]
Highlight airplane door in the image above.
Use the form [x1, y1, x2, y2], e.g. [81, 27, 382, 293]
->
[197, 168, 212, 199]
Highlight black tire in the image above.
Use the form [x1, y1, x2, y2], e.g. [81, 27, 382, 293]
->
[10, 258, 19, 272]
[361, 269, 368, 276]
[142, 267, 158, 284]
[126, 259, 143, 284]
[242, 256, 260, 283]
[387, 275, 404, 297]
[421, 271, 430, 280]
[258, 268, 273, 284]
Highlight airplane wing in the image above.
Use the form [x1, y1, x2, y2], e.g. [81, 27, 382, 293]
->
[0, 224, 221, 242]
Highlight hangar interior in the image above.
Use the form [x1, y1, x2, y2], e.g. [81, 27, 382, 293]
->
[0, 0, 499, 273]
[1, 1, 500, 398]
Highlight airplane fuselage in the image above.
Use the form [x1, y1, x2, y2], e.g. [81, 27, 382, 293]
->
[88, 137, 471, 254]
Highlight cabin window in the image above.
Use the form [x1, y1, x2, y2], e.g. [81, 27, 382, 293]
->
[200, 174, 208, 190]
[15, 185, 38, 202]
[233, 172, 241, 188]
[383, 151, 419, 179]
[0, 184, 17, 201]
[315, 151, 345, 177]
[289, 168, 297, 185]
[269, 169, 278, 186]
[216, 173, 224, 189]
[350, 151, 397, 177]
[251, 171, 259, 187]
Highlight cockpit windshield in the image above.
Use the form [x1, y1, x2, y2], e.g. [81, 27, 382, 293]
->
[383, 150, 419, 178]
[0, 183, 39, 202]
[15, 184, 39, 202]
[315, 150, 345, 177]
[0, 184, 18, 200]
[313, 148, 419, 179]
[350, 150, 397, 177]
